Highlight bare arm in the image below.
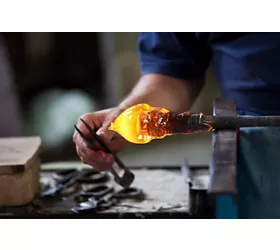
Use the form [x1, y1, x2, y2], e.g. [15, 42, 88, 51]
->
[118, 73, 205, 113]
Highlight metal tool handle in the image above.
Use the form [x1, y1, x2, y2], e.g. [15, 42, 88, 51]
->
[88, 128, 135, 188]
[75, 120, 135, 188]
[109, 164, 135, 189]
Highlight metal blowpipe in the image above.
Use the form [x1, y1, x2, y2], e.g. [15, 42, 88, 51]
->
[108, 102, 280, 144]
[200, 115, 280, 130]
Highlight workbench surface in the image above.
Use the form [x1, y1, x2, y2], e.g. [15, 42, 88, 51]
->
[0, 163, 191, 218]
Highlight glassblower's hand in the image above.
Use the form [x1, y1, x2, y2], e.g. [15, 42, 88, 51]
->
[73, 108, 126, 171]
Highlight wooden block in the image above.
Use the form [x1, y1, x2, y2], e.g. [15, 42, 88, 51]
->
[0, 137, 41, 206]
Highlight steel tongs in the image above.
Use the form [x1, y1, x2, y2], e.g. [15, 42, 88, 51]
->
[74, 118, 135, 189]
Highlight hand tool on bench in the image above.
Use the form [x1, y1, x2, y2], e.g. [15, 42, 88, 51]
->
[74, 118, 135, 189]
[53, 169, 109, 184]
[73, 184, 114, 203]
[71, 186, 145, 214]
[41, 168, 110, 198]
[41, 169, 89, 198]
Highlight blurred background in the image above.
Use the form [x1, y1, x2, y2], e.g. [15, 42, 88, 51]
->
[0, 32, 221, 167]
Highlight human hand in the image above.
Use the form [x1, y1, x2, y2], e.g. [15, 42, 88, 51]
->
[73, 108, 126, 171]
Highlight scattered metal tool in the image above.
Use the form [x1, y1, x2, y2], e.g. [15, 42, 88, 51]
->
[42, 168, 110, 198]
[41, 169, 89, 198]
[71, 186, 145, 214]
[77, 171, 109, 184]
[55, 169, 91, 184]
[53, 169, 109, 184]
[74, 118, 135, 188]
[53, 169, 77, 181]
[73, 184, 114, 203]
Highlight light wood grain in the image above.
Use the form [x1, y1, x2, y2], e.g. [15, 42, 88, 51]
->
[0, 137, 41, 206]
[0, 136, 41, 173]
[0, 157, 41, 206]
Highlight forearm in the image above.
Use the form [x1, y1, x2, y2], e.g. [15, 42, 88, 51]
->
[118, 74, 205, 113]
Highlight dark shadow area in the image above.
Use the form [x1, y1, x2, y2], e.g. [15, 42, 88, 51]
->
[1, 32, 105, 162]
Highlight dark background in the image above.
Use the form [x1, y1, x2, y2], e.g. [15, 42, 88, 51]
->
[1, 33, 108, 162]
[3, 33, 104, 109]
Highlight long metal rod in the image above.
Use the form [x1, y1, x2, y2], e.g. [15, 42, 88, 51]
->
[202, 115, 280, 129]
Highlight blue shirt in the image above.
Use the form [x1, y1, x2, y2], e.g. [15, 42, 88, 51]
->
[138, 32, 280, 116]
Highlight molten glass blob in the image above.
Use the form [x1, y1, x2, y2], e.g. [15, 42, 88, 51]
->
[109, 103, 212, 144]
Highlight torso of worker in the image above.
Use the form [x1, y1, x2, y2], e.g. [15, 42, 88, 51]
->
[138, 32, 280, 116]
[138, 32, 280, 218]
